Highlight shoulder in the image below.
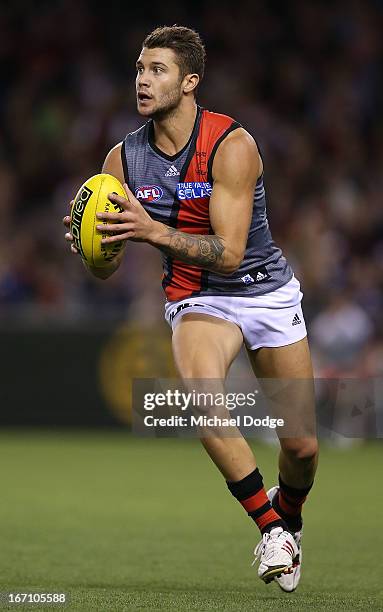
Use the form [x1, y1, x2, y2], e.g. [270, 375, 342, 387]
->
[212, 127, 262, 181]
[202, 109, 238, 131]
[102, 142, 124, 184]
[102, 122, 149, 184]
[202, 109, 262, 180]
[217, 127, 258, 158]
[105, 141, 122, 159]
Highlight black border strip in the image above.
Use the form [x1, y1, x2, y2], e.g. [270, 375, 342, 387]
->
[121, 139, 129, 185]
[253, 136, 264, 167]
[207, 121, 241, 185]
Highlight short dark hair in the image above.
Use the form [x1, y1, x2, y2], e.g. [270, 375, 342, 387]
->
[143, 25, 206, 82]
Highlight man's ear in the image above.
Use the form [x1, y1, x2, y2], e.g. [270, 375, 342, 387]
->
[183, 73, 199, 94]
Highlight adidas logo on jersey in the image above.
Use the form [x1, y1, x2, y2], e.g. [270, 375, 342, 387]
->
[292, 313, 302, 326]
[241, 268, 269, 285]
[165, 165, 180, 177]
[256, 271, 267, 281]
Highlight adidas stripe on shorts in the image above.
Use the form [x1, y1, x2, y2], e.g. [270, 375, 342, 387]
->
[164, 276, 307, 350]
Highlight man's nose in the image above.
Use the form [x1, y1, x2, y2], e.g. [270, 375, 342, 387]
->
[137, 72, 150, 87]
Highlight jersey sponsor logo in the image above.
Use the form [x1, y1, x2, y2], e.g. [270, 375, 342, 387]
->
[135, 185, 163, 202]
[177, 182, 212, 200]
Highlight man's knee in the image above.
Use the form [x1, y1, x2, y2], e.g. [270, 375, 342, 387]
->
[281, 437, 319, 463]
[181, 377, 227, 418]
[174, 347, 226, 380]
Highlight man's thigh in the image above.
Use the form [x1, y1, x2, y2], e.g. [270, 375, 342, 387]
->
[247, 336, 313, 379]
[247, 338, 317, 440]
[172, 313, 243, 379]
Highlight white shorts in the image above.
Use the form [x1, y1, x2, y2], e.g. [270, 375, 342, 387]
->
[164, 276, 307, 351]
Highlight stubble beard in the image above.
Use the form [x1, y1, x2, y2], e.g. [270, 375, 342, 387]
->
[142, 83, 183, 121]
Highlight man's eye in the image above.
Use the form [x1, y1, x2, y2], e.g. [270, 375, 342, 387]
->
[153, 67, 162, 74]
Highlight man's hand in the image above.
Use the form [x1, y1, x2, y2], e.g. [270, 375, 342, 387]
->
[62, 200, 79, 254]
[96, 183, 163, 244]
[62, 198, 123, 279]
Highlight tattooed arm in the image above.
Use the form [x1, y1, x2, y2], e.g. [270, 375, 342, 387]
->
[159, 229, 225, 271]
[148, 128, 260, 274]
[98, 128, 261, 275]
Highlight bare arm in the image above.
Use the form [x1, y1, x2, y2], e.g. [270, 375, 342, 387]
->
[155, 229, 225, 270]
[148, 128, 260, 274]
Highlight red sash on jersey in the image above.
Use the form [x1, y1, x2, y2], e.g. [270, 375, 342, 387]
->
[164, 110, 240, 301]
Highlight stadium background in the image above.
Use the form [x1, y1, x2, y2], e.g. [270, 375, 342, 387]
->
[1, 0, 383, 424]
[0, 1, 382, 610]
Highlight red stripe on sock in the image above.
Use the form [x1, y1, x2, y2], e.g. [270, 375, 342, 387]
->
[257, 508, 282, 532]
[279, 492, 305, 516]
[241, 489, 269, 512]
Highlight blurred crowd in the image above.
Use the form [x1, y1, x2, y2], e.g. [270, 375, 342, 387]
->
[0, 0, 383, 375]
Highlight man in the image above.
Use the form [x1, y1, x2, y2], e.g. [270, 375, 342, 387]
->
[63, 25, 318, 591]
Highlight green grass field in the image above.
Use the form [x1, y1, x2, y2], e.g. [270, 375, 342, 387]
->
[1, 431, 382, 611]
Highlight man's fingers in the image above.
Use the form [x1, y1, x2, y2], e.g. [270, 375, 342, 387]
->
[102, 233, 133, 244]
[63, 200, 74, 226]
[63, 200, 78, 253]
[108, 192, 131, 209]
[96, 223, 132, 233]
[123, 183, 136, 202]
[96, 211, 129, 222]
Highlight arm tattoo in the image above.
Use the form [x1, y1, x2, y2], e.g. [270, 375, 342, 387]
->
[162, 227, 225, 271]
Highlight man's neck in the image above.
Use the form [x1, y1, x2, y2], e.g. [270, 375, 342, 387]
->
[152, 100, 198, 157]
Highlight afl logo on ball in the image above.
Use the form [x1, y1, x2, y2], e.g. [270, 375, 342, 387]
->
[135, 185, 163, 202]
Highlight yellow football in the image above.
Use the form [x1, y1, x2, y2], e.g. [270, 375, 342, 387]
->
[70, 173, 127, 268]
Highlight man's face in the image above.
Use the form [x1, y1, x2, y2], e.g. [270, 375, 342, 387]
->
[136, 47, 184, 119]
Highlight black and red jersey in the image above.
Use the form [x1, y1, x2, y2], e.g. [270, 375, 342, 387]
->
[122, 106, 292, 301]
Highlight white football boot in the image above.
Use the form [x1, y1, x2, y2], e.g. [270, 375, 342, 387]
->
[267, 486, 303, 592]
[253, 526, 298, 584]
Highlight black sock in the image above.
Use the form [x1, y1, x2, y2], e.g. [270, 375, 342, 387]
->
[227, 468, 288, 534]
[272, 475, 314, 533]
